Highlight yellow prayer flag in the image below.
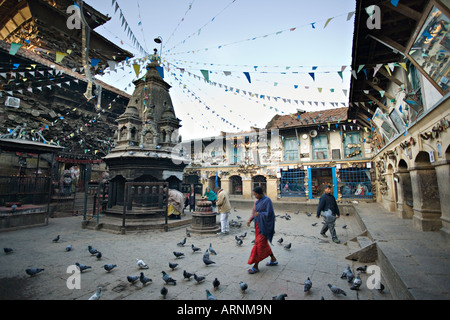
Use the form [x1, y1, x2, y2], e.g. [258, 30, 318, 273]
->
[55, 52, 67, 63]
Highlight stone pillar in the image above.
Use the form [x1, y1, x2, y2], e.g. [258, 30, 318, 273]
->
[242, 177, 252, 199]
[381, 171, 396, 213]
[433, 160, 450, 240]
[221, 178, 230, 195]
[410, 166, 442, 231]
[266, 178, 278, 201]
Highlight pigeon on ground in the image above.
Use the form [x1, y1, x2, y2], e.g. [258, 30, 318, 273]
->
[277, 238, 284, 244]
[183, 270, 193, 280]
[378, 282, 385, 293]
[140, 272, 152, 286]
[208, 243, 217, 255]
[206, 289, 217, 300]
[186, 228, 191, 237]
[346, 268, 355, 283]
[328, 284, 347, 296]
[127, 275, 139, 284]
[169, 262, 178, 270]
[160, 286, 168, 298]
[284, 243, 292, 250]
[304, 277, 312, 293]
[162, 271, 177, 285]
[177, 238, 186, 247]
[236, 238, 243, 246]
[173, 251, 185, 258]
[75, 262, 91, 273]
[306, 212, 312, 217]
[350, 272, 362, 290]
[3, 248, 13, 254]
[52, 235, 60, 243]
[103, 264, 117, 272]
[239, 281, 248, 292]
[203, 249, 210, 260]
[233, 208, 237, 212]
[88, 246, 98, 255]
[203, 255, 216, 266]
[342, 225, 348, 229]
[88, 287, 102, 300]
[96, 252, 102, 259]
[194, 273, 205, 283]
[236, 215, 242, 220]
[272, 293, 288, 300]
[191, 244, 201, 253]
[65, 245, 72, 252]
[213, 277, 220, 290]
[356, 265, 367, 273]
[294, 211, 300, 215]
[341, 265, 352, 279]
[25, 268, 44, 276]
[312, 223, 318, 227]
[239, 232, 247, 239]
[136, 258, 149, 269]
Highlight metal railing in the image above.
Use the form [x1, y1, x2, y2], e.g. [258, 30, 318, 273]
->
[0, 175, 51, 206]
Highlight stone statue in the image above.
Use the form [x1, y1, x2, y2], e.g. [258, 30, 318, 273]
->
[60, 169, 73, 196]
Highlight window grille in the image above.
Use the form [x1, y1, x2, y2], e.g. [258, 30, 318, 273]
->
[343, 132, 362, 159]
[284, 138, 299, 161]
[280, 169, 306, 197]
[339, 168, 373, 199]
[312, 135, 328, 160]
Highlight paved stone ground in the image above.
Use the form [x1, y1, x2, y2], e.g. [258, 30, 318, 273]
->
[0, 207, 392, 300]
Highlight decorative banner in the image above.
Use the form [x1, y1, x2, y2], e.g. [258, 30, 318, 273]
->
[243, 72, 251, 84]
[133, 63, 141, 78]
[55, 52, 67, 63]
[9, 43, 22, 55]
[200, 69, 210, 82]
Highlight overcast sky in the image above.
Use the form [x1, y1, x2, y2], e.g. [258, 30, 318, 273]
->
[85, 0, 356, 140]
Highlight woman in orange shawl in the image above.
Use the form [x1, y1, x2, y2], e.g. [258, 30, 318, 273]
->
[246, 187, 278, 274]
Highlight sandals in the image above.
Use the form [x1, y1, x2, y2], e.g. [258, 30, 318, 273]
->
[266, 260, 279, 266]
[248, 267, 260, 274]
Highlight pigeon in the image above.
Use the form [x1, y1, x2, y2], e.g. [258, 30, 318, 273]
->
[140, 272, 152, 286]
[160, 286, 168, 298]
[3, 248, 13, 254]
[96, 252, 102, 259]
[328, 284, 347, 296]
[213, 277, 220, 290]
[284, 243, 292, 250]
[191, 244, 201, 253]
[233, 207, 237, 212]
[342, 225, 348, 229]
[239, 232, 247, 239]
[294, 211, 300, 215]
[304, 277, 312, 293]
[65, 245, 72, 252]
[177, 238, 186, 247]
[162, 271, 177, 285]
[239, 281, 248, 292]
[203, 255, 216, 266]
[169, 262, 178, 270]
[350, 272, 362, 290]
[194, 273, 205, 283]
[356, 265, 367, 273]
[88, 287, 102, 300]
[183, 270, 193, 280]
[236, 215, 242, 220]
[378, 282, 385, 293]
[173, 251, 185, 258]
[206, 289, 217, 300]
[312, 223, 318, 227]
[88, 246, 98, 255]
[186, 228, 191, 237]
[25, 268, 44, 276]
[208, 243, 217, 255]
[203, 249, 210, 260]
[127, 275, 139, 284]
[236, 238, 243, 246]
[272, 293, 288, 300]
[346, 268, 355, 283]
[277, 237, 284, 244]
[76, 262, 91, 273]
[103, 264, 117, 272]
[341, 265, 352, 279]
[136, 258, 149, 269]
[306, 212, 312, 217]
[52, 235, 60, 243]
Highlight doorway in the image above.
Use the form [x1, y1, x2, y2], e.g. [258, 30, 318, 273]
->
[308, 167, 337, 199]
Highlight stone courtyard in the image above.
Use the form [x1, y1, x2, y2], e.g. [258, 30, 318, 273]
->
[0, 204, 392, 301]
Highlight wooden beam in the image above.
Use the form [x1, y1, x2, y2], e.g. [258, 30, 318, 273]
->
[365, 80, 395, 101]
[367, 34, 406, 54]
[382, 2, 422, 21]
[364, 93, 389, 113]
[377, 68, 404, 87]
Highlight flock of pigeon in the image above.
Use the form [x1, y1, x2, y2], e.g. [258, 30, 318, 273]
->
[3, 210, 384, 300]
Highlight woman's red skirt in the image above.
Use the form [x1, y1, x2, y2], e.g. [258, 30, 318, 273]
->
[248, 222, 273, 265]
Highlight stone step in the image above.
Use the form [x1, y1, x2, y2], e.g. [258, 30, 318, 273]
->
[345, 231, 378, 263]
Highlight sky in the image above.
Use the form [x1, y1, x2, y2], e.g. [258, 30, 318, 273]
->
[84, 0, 357, 141]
